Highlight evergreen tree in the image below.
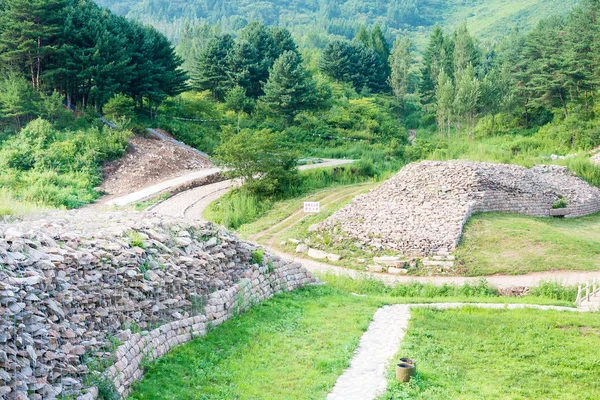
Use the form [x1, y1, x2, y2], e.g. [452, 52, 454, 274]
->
[262, 51, 317, 122]
[319, 40, 359, 84]
[237, 22, 279, 97]
[420, 25, 453, 107]
[0, 0, 68, 90]
[453, 24, 480, 79]
[192, 34, 234, 100]
[371, 24, 392, 79]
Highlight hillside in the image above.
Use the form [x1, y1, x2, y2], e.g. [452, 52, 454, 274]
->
[95, 0, 580, 47]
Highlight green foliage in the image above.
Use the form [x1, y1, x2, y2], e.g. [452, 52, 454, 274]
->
[103, 94, 136, 121]
[215, 128, 298, 195]
[251, 248, 265, 265]
[261, 51, 318, 122]
[529, 280, 579, 301]
[0, 118, 131, 209]
[127, 230, 146, 248]
[0, 0, 187, 116]
[205, 190, 274, 230]
[552, 198, 568, 209]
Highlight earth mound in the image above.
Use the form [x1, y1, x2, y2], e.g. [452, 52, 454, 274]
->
[319, 161, 600, 256]
[100, 134, 212, 196]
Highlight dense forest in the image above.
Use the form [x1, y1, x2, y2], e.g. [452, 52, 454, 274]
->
[95, 0, 580, 48]
[0, 0, 186, 211]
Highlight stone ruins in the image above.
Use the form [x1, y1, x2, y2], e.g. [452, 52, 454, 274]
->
[0, 211, 317, 399]
[319, 160, 600, 256]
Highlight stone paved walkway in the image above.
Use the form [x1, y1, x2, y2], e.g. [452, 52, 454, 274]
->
[328, 303, 587, 400]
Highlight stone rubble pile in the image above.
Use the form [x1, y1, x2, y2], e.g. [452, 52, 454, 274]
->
[319, 160, 600, 256]
[0, 210, 317, 399]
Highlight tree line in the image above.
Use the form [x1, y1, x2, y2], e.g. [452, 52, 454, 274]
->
[0, 0, 187, 126]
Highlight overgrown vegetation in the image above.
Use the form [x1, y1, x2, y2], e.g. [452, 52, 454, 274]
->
[0, 119, 131, 209]
[382, 307, 600, 399]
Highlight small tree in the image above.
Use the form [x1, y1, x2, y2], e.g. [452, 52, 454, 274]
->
[436, 70, 455, 136]
[0, 72, 39, 128]
[215, 128, 298, 195]
[389, 35, 413, 103]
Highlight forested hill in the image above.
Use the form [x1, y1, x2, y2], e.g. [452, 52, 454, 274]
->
[95, 0, 580, 47]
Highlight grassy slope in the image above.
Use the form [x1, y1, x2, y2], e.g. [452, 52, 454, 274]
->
[457, 212, 600, 275]
[382, 307, 600, 399]
[129, 284, 584, 399]
[129, 286, 379, 400]
[438, 0, 579, 42]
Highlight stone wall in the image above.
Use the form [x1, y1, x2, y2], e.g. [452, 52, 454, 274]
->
[319, 161, 600, 255]
[0, 211, 317, 399]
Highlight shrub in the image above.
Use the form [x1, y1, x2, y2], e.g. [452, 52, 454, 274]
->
[251, 248, 265, 265]
[103, 94, 135, 121]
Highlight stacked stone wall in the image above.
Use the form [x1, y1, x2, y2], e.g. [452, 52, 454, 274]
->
[0, 211, 317, 399]
[320, 161, 600, 255]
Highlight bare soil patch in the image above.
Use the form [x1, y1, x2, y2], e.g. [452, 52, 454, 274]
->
[100, 135, 212, 196]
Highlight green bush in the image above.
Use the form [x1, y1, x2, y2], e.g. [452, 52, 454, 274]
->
[0, 118, 131, 210]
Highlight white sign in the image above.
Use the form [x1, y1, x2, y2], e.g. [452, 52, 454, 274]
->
[304, 202, 321, 213]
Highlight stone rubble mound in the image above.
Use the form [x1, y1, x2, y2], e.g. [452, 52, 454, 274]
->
[0, 211, 316, 399]
[319, 160, 600, 256]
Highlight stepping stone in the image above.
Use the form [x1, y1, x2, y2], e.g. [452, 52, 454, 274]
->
[308, 248, 328, 260]
[388, 267, 408, 275]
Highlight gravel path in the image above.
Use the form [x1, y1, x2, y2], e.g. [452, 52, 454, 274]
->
[268, 248, 600, 288]
[328, 302, 588, 400]
[152, 159, 355, 219]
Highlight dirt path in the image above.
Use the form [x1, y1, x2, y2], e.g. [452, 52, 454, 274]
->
[253, 184, 371, 246]
[151, 159, 356, 219]
[328, 302, 588, 400]
[269, 248, 600, 288]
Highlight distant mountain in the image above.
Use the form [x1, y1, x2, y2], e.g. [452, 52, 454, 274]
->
[96, 0, 580, 48]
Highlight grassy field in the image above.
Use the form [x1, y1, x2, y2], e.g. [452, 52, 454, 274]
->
[457, 212, 600, 275]
[128, 281, 582, 399]
[381, 307, 600, 399]
[129, 286, 380, 400]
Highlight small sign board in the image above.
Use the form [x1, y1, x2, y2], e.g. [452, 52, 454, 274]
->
[304, 202, 321, 213]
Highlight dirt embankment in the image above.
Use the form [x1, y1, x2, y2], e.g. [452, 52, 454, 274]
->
[100, 135, 213, 196]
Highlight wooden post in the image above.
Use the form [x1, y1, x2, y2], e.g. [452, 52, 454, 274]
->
[586, 282, 590, 302]
[576, 285, 582, 307]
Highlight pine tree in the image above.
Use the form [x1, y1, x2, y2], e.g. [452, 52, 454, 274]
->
[261, 51, 317, 123]
[192, 34, 234, 100]
[371, 24, 391, 79]
[453, 24, 480, 79]
[318, 40, 359, 84]
[0, 0, 68, 90]
[420, 25, 453, 107]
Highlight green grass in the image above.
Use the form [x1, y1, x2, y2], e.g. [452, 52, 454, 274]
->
[457, 212, 600, 275]
[128, 280, 582, 400]
[322, 274, 579, 307]
[204, 162, 385, 230]
[0, 188, 43, 217]
[129, 286, 380, 400]
[381, 307, 600, 399]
